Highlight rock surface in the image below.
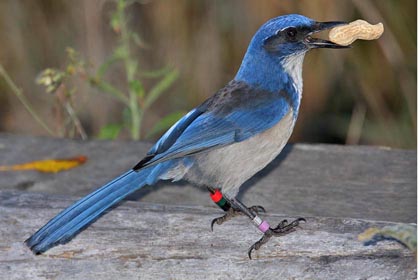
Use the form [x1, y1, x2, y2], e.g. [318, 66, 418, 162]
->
[0, 191, 416, 280]
[0, 134, 416, 279]
[0, 133, 416, 223]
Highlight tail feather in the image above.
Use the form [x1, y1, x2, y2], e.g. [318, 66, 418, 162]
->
[25, 169, 151, 254]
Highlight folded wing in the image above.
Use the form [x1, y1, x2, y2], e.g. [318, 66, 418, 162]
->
[134, 81, 292, 170]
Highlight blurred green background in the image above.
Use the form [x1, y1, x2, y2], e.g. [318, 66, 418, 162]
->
[0, 0, 416, 148]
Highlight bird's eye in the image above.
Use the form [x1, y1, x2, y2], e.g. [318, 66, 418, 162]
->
[285, 27, 297, 39]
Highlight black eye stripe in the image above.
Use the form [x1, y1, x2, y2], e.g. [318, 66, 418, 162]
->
[284, 27, 298, 38]
[264, 26, 308, 51]
[276, 26, 312, 38]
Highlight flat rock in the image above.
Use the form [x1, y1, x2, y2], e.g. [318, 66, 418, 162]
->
[0, 133, 415, 223]
[0, 191, 416, 280]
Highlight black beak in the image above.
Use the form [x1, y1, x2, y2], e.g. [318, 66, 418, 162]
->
[304, 21, 350, 49]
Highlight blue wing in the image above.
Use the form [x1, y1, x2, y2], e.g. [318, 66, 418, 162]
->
[133, 80, 292, 170]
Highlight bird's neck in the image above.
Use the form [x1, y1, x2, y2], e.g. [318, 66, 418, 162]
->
[235, 48, 305, 116]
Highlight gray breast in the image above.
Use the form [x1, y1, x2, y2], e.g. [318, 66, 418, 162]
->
[184, 109, 295, 198]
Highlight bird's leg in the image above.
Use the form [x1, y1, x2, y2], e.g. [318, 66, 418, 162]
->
[210, 191, 305, 259]
[208, 188, 265, 231]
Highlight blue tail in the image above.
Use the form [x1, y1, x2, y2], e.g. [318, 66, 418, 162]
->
[25, 168, 153, 254]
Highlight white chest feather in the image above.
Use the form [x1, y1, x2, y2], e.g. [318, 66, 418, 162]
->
[185, 109, 295, 197]
[282, 52, 305, 97]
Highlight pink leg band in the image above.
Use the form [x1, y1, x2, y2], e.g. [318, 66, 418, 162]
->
[258, 220, 270, 233]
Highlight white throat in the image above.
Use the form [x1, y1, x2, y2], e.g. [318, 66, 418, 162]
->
[281, 52, 305, 96]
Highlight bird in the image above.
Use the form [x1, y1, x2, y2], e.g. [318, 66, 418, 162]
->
[25, 14, 348, 258]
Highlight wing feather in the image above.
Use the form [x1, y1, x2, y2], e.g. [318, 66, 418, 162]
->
[133, 81, 292, 170]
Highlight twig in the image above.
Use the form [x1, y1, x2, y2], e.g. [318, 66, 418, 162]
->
[0, 64, 55, 136]
[56, 84, 88, 140]
[117, 0, 141, 140]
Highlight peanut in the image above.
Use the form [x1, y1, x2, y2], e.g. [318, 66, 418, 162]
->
[329, 19, 384, 46]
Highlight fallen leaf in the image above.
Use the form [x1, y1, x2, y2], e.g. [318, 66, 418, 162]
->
[0, 155, 87, 173]
[358, 224, 417, 253]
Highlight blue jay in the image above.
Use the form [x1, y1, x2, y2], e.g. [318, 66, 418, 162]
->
[26, 14, 348, 258]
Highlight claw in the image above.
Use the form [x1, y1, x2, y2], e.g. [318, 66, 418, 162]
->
[279, 219, 288, 227]
[248, 230, 273, 259]
[210, 217, 220, 231]
[210, 208, 236, 231]
[250, 205, 266, 214]
[248, 217, 306, 259]
[271, 217, 306, 234]
[248, 240, 259, 259]
[210, 205, 266, 231]
[272, 217, 305, 234]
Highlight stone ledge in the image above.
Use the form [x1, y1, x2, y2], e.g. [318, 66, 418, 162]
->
[0, 191, 416, 280]
[0, 133, 416, 223]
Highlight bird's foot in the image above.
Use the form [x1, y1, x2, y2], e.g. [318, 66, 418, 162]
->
[248, 217, 306, 259]
[207, 190, 306, 259]
[211, 205, 265, 231]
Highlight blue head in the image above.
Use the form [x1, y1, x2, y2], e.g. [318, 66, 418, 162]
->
[235, 14, 347, 112]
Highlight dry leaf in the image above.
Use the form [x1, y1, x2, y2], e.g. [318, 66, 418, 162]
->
[359, 224, 417, 253]
[0, 155, 87, 173]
